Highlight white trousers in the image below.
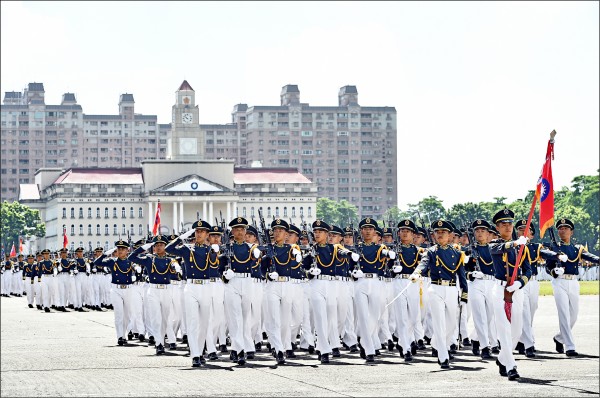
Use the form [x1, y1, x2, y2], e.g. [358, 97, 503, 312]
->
[551, 277, 579, 351]
[468, 278, 497, 348]
[146, 285, 173, 346]
[429, 284, 458, 363]
[89, 274, 101, 307]
[40, 275, 56, 309]
[184, 282, 214, 358]
[266, 280, 293, 353]
[354, 277, 382, 356]
[224, 277, 254, 353]
[0, 272, 9, 295]
[520, 278, 539, 349]
[55, 273, 70, 307]
[169, 283, 186, 338]
[251, 280, 264, 345]
[310, 278, 338, 354]
[299, 281, 316, 348]
[392, 278, 421, 351]
[491, 282, 524, 370]
[342, 280, 357, 347]
[25, 277, 35, 304]
[206, 280, 226, 353]
[72, 273, 86, 308]
[420, 277, 433, 339]
[289, 281, 305, 346]
[377, 281, 394, 345]
[110, 285, 131, 339]
[128, 283, 146, 335]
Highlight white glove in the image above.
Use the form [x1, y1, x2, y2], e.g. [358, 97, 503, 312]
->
[388, 250, 396, 260]
[514, 236, 528, 246]
[53, 268, 58, 277]
[211, 244, 220, 253]
[180, 229, 195, 240]
[351, 269, 364, 279]
[506, 283, 519, 292]
[292, 248, 301, 256]
[309, 267, 321, 276]
[269, 271, 279, 281]
[58, 265, 63, 272]
[351, 252, 360, 262]
[464, 255, 470, 263]
[471, 271, 484, 279]
[73, 269, 79, 275]
[558, 254, 568, 262]
[252, 248, 262, 259]
[174, 263, 182, 274]
[392, 265, 403, 274]
[295, 254, 303, 263]
[141, 242, 154, 251]
[105, 248, 116, 256]
[223, 269, 235, 280]
[409, 273, 420, 283]
[91, 267, 97, 274]
[134, 265, 142, 274]
[553, 267, 565, 276]
[132, 274, 137, 282]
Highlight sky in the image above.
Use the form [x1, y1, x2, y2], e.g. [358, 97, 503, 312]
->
[1, 1, 598, 210]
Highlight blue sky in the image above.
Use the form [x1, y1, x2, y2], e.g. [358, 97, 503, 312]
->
[1, 1, 598, 209]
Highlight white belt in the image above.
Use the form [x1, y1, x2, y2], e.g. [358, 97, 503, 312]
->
[495, 279, 509, 286]
[530, 275, 537, 281]
[316, 274, 337, 281]
[379, 277, 393, 282]
[170, 280, 181, 285]
[113, 284, 130, 289]
[558, 274, 577, 280]
[150, 284, 168, 289]
[252, 278, 263, 283]
[395, 274, 411, 279]
[209, 277, 222, 283]
[234, 272, 250, 278]
[290, 278, 307, 284]
[363, 273, 378, 279]
[271, 276, 289, 282]
[188, 278, 209, 285]
[481, 274, 495, 280]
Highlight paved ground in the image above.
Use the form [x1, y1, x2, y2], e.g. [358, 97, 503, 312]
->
[1, 295, 598, 397]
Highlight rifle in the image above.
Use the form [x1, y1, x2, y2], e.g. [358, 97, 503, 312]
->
[415, 209, 434, 248]
[258, 208, 275, 261]
[463, 224, 481, 272]
[218, 211, 233, 262]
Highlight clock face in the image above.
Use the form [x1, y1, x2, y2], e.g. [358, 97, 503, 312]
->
[179, 138, 197, 155]
[182, 113, 193, 124]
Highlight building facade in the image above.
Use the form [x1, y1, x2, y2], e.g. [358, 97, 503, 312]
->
[19, 161, 317, 251]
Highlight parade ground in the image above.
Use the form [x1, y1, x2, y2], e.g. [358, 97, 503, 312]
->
[1, 294, 598, 397]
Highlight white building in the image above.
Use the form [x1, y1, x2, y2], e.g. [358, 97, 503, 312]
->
[19, 160, 317, 251]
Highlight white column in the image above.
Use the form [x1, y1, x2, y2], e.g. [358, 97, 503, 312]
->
[173, 202, 178, 234]
[209, 202, 214, 225]
[232, 201, 238, 217]
[179, 202, 184, 228]
[226, 201, 231, 222]
[202, 202, 207, 221]
[148, 201, 153, 233]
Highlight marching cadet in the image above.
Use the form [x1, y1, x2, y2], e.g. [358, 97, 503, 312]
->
[2, 253, 14, 297]
[488, 208, 532, 380]
[38, 249, 56, 312]
[23, 254, 38, 308]
[165, 220, 215, 367]
[72, 247, 89, 312]
[546, 218, 599, 357]
[129, 235, 181, 355]
[377, 227, 395, 354]
[34, 251, 44, 309]
[166, 234, 187, 348]
[341, 226, 359, 353]
[14, 254, 25, 296]
[413, 227, 433, 346]
[287, 223, 307, 357]
[127, 239, 147, 342]
[205, 226, 227, 360]
[88, 247, 103, 311]
[221, 217, 263, 365]
[245, 225, 266, 353]
[55, 248, 73, 312]
[464, 219, 496, 359]
[391, 219, 423, 361]
[448, 223, 468, 351]
[94, 240, 135, 346]
[353, 218, 395, 363]
[261, 218, 303, 364]
[409, 220, 468, 369]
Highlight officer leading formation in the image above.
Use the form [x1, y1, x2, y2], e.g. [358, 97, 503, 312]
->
[2, 210, 597, 380]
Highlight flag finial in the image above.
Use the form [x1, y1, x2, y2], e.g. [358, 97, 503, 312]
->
[550, 130, 557, 142]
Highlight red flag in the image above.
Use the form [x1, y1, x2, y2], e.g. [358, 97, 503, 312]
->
[19, 238, 24, 254]
[9, 243, 16, 257]
[152, 200, 161, 235]
[535, 139, 555, 238]
[63, 226, 69, 249]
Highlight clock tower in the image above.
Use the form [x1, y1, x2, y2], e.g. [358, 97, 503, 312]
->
[167, 80, 204, 159]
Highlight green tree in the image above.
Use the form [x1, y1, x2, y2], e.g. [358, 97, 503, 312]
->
[381, 206, 414, 227]
[407, 196, 446, 225]
[316, 198, 359, 226]
[0, 201, 45, 252]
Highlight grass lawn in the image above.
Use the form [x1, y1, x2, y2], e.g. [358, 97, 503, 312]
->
[538, 280, 599, 296]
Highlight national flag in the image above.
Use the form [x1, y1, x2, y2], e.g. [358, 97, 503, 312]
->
[9, 242, 16, 257]
[63, 226, 69, 249]
[152, 200, 161, 235]
[19, 238, 24, 254]
[535, 138, 555, 238]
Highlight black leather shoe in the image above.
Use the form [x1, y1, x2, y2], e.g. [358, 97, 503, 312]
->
[219, 344, 228, 353]
[246, 351, 255, 360]
[472, 340, 480, 356]
[462, 338, 471, 347]
[255, 342, 262, 351]
[525, 347, 535, 358]
[36, 305, 42, 310]
[181, 334, 188, 345]
[359, 345, 366, 359]
[276, 351, 286, 365]
[449, 344, 458, 354]
[291, 342, 297, 350]
[169, 343, 177, 350]
[375, 349, 381, 356]
[516, 341, 525, 355]
[491, 346, 500, 354]
[432, 348, 438, 357]
[417, 339, 426, 350]
[138, 334, 146, 342]
[448, 351, 454, 360]
[28, 304, 33, 308]
[440, 359, 450, 369]
[424, 336, 431, 345]
[230, 350, 238, 362]
[148, 336, 156, 346]
[365, 354, 375, 363]
[397, 344, 404, 358]
[481, 347, 492, 359]
[410, 341, 418, 355]
[286, 349, 297, 359]
[117, 337, 125, 346]
[387, 339, 395, 351]
[332, 348, 341, 357]
[238, 350, 246, 365]
[507, 368, 520, 380]
[44, 307, 50, 312]
[192, 357, 201, 367]
[68, 304, 74, 309]
[496, 359, 507, 377]
[320, 353, 330, 364]
[156, 344, 165, 355]
[262, 332, 268, 340]
[565, 350, 579, 357]
[266, 342, 271, 351]
[208, 352, 218, 361]
[404, 351, 413, 362]
[348, 344, 357, 353]
[553, 337, 564, 354]
[127, 331, 134, 340]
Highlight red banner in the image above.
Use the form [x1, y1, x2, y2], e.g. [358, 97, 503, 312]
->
[152, 201, 161, 235]
[536, 140, 554, 238]
[63, 226, 69, 249]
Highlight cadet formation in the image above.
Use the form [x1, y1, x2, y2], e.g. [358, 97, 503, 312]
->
[2, 209, 598, 381]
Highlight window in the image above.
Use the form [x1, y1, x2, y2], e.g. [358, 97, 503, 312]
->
[138, 225, 143, 235]
[283, 207, 288, 217]
[308, 207, 312, 217]
[292, 207, 296, 217]
[250, 207, 255, 217]
[79, 224, 83, 235]
[130, 207, 134, 218]
[299, 207, 304, 216]
[275, 207, 280, 217]
[70, 208, 75, 218]
[138, 207, 143, 218]
[130, 224, 134, 235]
[62, 208, 66, 218]
[87, 208, 92, 218]
[97, 224, 101, 235]
[113, 224, 118, 235]
[88, 225, 92, 235]
[104, 208, 109, 218]
[267, 207, 272, 218]
[70, 243, 75, 251]
[105, 241, 109, 251]
[122, 224, 126, 235]
[70, 225, 75, 235]
[113, 208, 117, 218]
[121, 207, 126, 218]
[243, 207, 247, 217]
[96, 207, 100, 218]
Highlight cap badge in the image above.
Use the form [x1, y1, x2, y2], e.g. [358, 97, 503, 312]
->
[438, 221, 443, 226]
[316, 221, 321, 226]
[477, 220, 482, 225]
[504, 209, 509, 215]
[366, 218, 371, 223]
[237, 217, 242, 223]
[561, 218, 565, 223]
[276, 219, 281, 224]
